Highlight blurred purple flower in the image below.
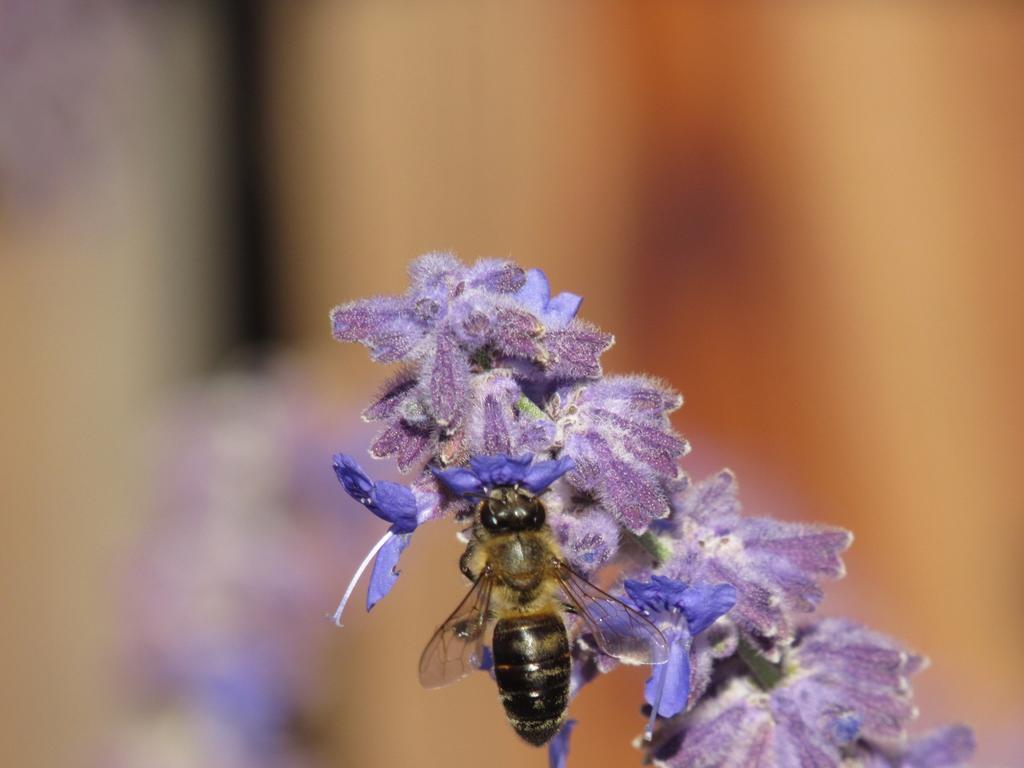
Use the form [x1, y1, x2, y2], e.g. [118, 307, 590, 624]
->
[113, 366, 356, 768]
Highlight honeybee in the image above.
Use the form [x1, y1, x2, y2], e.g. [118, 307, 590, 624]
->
[419, 483, 669, 746]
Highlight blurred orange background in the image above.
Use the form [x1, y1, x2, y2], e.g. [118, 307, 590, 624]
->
[1, 3, 1021, 767]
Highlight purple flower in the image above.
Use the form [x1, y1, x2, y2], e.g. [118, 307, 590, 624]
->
[663, 470, 852, 650]
[463, 370, 558, 458]
[686, 619, 741, 712]
[112, 366, 358, 768]
[361, 367, 433, 472]
[548, 506, 621, 575]
[330, 454, 437, 624]
[649, 619, 926, 768]
[333, 454, 419, 533]
[332, 254, 612, 472]
[552, 375, 688, 532]
[516, 269, 582, 327]
[432, 452, 575, 496]
[623, 577, 737, 730]
[548, 719, 577, 768]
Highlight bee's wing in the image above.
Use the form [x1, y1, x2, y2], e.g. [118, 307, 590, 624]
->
[418, 568, 495, 689]
[552, 561, 669, 666]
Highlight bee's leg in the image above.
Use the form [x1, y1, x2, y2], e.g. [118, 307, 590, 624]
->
[459, 542, 479, 580]
[562, 603, 579, 615]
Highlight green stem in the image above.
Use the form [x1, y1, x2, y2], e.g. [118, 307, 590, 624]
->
[515, 394, 547, 420]
[627, 530, 672, 567]
[737, 636, 784, 691]
[471, 346, 494, 371]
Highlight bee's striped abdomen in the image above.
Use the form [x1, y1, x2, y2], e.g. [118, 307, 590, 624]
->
[492, 613, 570, 746]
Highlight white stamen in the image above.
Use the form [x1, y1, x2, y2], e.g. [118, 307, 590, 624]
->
[643, 657, 669, 744]
[330, 529, 394, 627]
[644, 612, 682, 744]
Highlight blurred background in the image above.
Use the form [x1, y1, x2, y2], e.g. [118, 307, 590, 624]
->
[1, 2, 1022, 766]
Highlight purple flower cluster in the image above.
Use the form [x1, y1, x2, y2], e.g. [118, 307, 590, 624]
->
[328, 255, 975, 767]
[661, 470, 853, 651]
[646, 619, 935, 767]
[333, 253, 609, 471]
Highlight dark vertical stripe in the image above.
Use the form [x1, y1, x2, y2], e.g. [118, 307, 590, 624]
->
[223, 0, 274, 349]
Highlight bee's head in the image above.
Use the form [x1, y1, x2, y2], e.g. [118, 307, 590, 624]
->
[479, 487, 546, 533]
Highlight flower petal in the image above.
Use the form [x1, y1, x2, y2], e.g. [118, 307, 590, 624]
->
[371, 481, 419, 533]
[431, 465, 485, 496]
[645, 631, 692, 719]
[333, 453, 421, 532]
[517, 268, 550, 306]
[514, 269, 582, 328]
[831, 711, 862, 745]
[469, 453, 534, 487]
[521, 455, 575, 494]
[546, 291, 583, 326]
[681, 583, 738, 636]
[624, 575, 689, 615]
[332, 453, 374, 505]
[548, 719, 576, 768]
[366, 532, 413, 611]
